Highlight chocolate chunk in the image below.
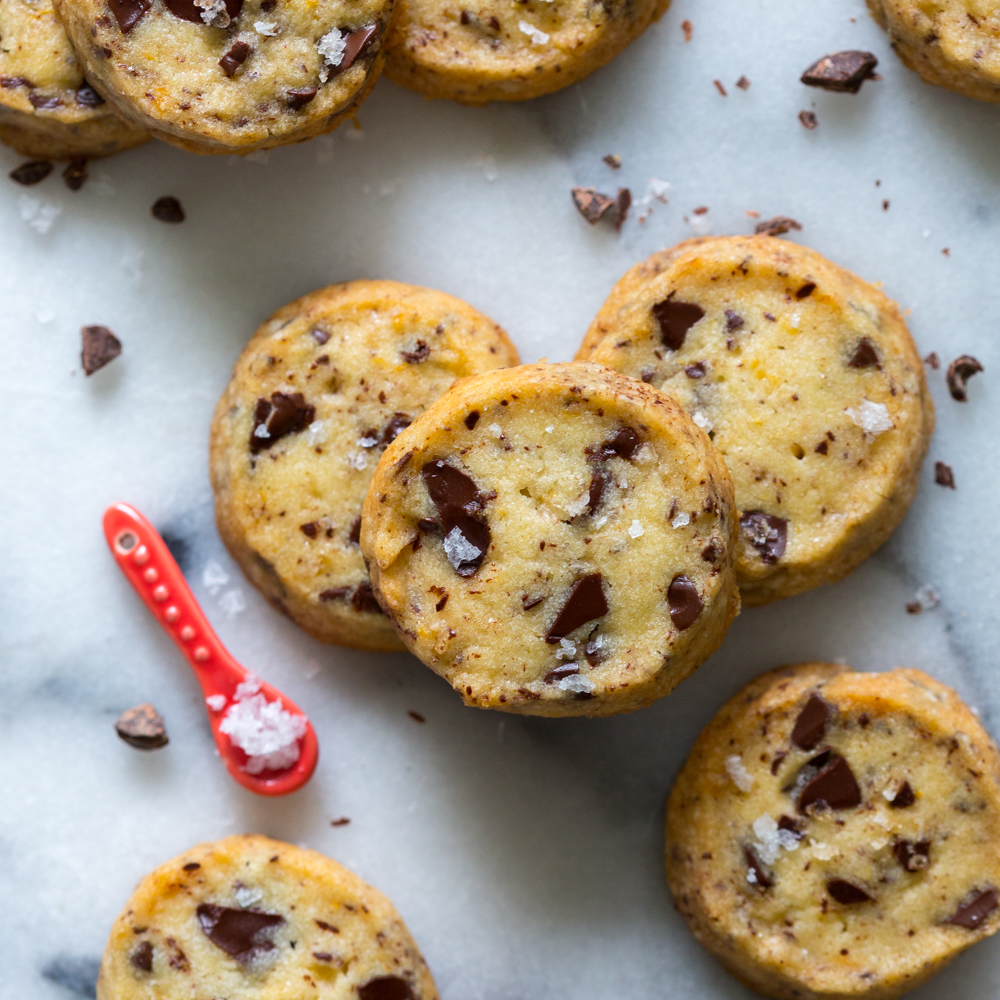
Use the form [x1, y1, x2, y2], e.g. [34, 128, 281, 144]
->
[546, 573, 608, 642]
[586, 472, 606, 514]
[359, 977, 415, 1000]
[164, 0, 241, 23]
[81, 325, 122, 375]
[923, 351, 940, 369]
[220, 41, 252, 76]
[29, 92, 61, 110]
[319, 587, 351, 601]
[337, 23, 381, 73]
[798, 755, 861, 812]
[801, 51, 879, 93]
[382, 412, 412, 444]
[131, 941, 154, 972]
[724, 309, 744, 332]
[115, 703, 168, 750]
[109, 0, 152, 31]
[685, 362, 706, 378]
[349, 517, 362, 544]
[350, 582, 382, 615]
[300, 522, 319, 538]
[701, 542, 720, 563]
[434, 592, 448, 612]
[667, 574, 702, 630]
[313, 951, 334, 961]
[795, 282, 816, 299]
[465, 410, 479, 429]
[744, 845, 773, 889]
[62, 158, 88, 191]
[0, 75, 32, 88]
[946, 888, 999, 929]
[894, 839, 930, 872]
[196, 903, 283, 963]
[736, 75, 750, 90]
[571, 187, 614, 224]
[152, 196, 185, 223]
[614, 187, 631, 231]
[652, 297, 705, 351]
[799, 110, 818, 129]
[311, 326, 330, 344]
[76, 83, 105, 107]
[890, 781, 916, 808]
[740, 511, 787, 564]
[10, 160, 52, 185]
[827, 879, 872, 904]
[401, 340, 430, 363]
[585, 634, 605, 666]
[946, 355, 983, 402]
[755, 216, 802, 237]
[522, 594, 544, 610]
[791, 693, 831, 750]
[603, 154, 621, 169]
[777, 815, 802, 838]
[250, 392, 315, 452]
[935, 462, 955, 489]
[544, 663, 580, 684]
[422, 461, 490, 577]
[848, 337, 879, 368]
[598, 425, 641, 460]
[183, 862, 201, 871]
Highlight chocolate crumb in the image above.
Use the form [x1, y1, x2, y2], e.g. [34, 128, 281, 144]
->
[736, 75, 750, 90]
[10, 160, 52, 185]
[81, 325, 122, 375]
[848, 337, 879, 368]
[401, 340, 430, 363]
[182, 862, 201, 871]
[935, 462, 955, 489]
[62, 158, 88, 191]
[681, 18, 692, 41]
[219, 40, 251, 76]
[571, 186, 614, 224]
[923, 352, 939, 369]
[408, 710, 425, 723]
[791, 693, 831, 750]
[799, 110, 818, 129]
[755, 216, 802, 237]
[330, 817, 350, 827]
[827, 878, 872, 904]
[893, 838, 930, 872]
[152, 196, 185, 223]
[614, 187, 631, 231]
[286, 86, 317, 110]
[76, 83, 105, 107]
[744, 845, 773, 888]
[713, 79, 727, 96]
[300, 521, 319, 538]
[131, 941, 154, 972]
[115, 703, 168, 750]
[801, 51, 878, 93]
[602, 154, 621, 169]
[946, 355, 983, 402]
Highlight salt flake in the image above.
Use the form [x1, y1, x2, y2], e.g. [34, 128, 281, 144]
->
[254, 19, 279, 34]
[308, 420, 327, 445]
[234, 883, 263, 907]
[672, 512, 690, 529]
[318, 27, 346, 74]
[846, 398, 893, 441]
[692, 411, 713, 432]
[555, 639, 577, 660]
[218, 675, 307, 775]
[628, 519, 644, 538]
[725, 754, 754, 792]
[18, 194, 61, 234]
[206, 694, 226, 711]
[195, 0, 229, 27]
[488, 422, 504, 439]
[219, 589, 246, 617]
[518, 19, 549, 44]
[443, 526, 482, 570]
[556, 673, 594, 694]
[203, 561, 230, 595]
[545, 425, 554, 433]
[348, 451, 368, 470]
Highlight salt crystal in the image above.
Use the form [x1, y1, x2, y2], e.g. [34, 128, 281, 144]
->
[219, 677, 307, 775]
[746, 868, 757, 884]
[308, 420, 327, 445]
[317, 27, 346, 72]
[254, 423, 270, 440]
[750, 814, 799, 864]
[518, 19, 549, 44]
[672, 512, 690, 529]
[358, 433, 379, 448]
[443, 526, 482, 570]
[873, 812, 892, 829]
[254, 19, 279, 34]
[488, 422, 504, 439]
[348, 451, 367, 470]
[219, 589, 246, 617]
[563, 492, 590, 518]
[628, 519, 644, 538]
[810, 841, 839, 861]
[555, 639, 577, 660]
[692, 411, 713, 432]
[203, 561, 230, 595]
[206, 694, 226, 711]
[545, 425, 554, 433]
[556, 673, 594, 694]
[846, 398, 893, 441]
[725, 754, 754, 792]
[235, 675, 262, 699]
[194, 0, 229, 26]
[18, 194, 61, 234]
[234, 882, 263, 907]
[914, 584, 939, 610]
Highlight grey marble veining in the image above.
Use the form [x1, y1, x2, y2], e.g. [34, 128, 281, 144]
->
[1, 0, 998, 997]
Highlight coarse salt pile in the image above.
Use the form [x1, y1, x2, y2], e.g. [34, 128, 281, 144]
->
[218, 676, 307, 774]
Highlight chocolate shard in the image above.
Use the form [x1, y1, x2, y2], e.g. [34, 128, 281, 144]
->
[382, 412, 412, 444]
[109, 0, 152, 31]
[544, 663, 580, 684]
[740, 511, 787, 564]
[421, 461, 490, 577]
[946, 888, 999, 929]
[598, 426, 641, 460]
[798, 755, 861, 812]
[464, 410, 479, 430]
[350, 582, 383, 615]
[668, 574, 702, 630]
[131, 941, 154, 972]
[286, 85, 317, 109]
[62, 158, 88, 191]
[586, 472, 606, 514]
[115, 703, 168, 750]
[152, 196, 185, 223]
[801, 51, 878, 93]
[546, 573, 608, 642]
[196, 903, 284, 963]
[349, 517, 362, 544]
[791, 693, 831, 750]
[571, 186, 614, 224]
[613, 187, 631, 231]
[220, 41, 252, 76]
[250, 392, 315, 452]
[81, 325, 122, 375]
[339, 23, 381, 72]
[652, 297, 705, 351]
[889, 781, 916, 808]
[76, 83, 105, 107]
[164, 0, 241, 22]
[10, 160, 53, 185]
[358, 977, 416, 1000]
[744, 845, 773, 889]
[848, 337, 879, 368]
[934, 462, 956, 489]
[755, 216, 801, 237]
[799, 109, 818, 129]
[0, 75, 33, 88]
[777, 815, 802, 838]
[946, 355, 983, 402]
[422, 460, 483, 517]
[29, 93, 61, 109]
[827, 878, 872, 904]
[894, 839, 930, 872]
[795, 282, 816, 300]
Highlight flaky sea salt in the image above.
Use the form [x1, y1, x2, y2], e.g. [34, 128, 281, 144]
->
[219, 675, 307, 774]
[518, 20, 549, 44]
[692, 411, 713, 432]
[750, 814, 799, 864]
[234, 882, 263, 907]
[348, 451, 368, 470]
[308, 420, 327, 446]
[203, 561, 230, 595]
[725, 754, 754, 792]
[254, 19, 279, 34]
[195, 0, 229, 26]
[219, 589, 246, 617]
[206, 694, 226, 711]
[846, 398, 893, 441]
[556, 673, 594, 694]
[545, 425, 554, 433]
[488, 422, 504, 439]
[318, 27, 346, 81]
[628, 519, 644, 538]
[18, 194, 61, 234]
[672, 512, 690, 529]
[443, 526, 482, 570]
[358, 432, 379, 448]
[555, 639, 577, 660]
[636, 178, 670, 222]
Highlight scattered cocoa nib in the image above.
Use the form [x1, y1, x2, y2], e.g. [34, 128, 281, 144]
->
[652, 296, 705, 351]
[220, 41, 252, 77]
[713, 79, 727, 96]
[300, 521, 319, 538]
[401, 340, 430, 363]
[667, 574, 702, 630]
[923, 351, 940, 369]
[798, 754, 861, 812]
[250, 392, 315, 452]
[848, 337, 879, 368]
[196, 903, 283, 964]
[614, 188, 631, 231]
[744, 845, 773, 888]
[546, 573, 607, 642]
[736, 75, 750, 90]
[725, 309, 744, 332]
[109, 0, 152, 31]
[801, 51, 879, 93]
[81, 325, 122, 375]
[603, 153, 621, 169]
[755, 216, 802, 237]
[152, 196, 185, 223]
[893, 838, 930, 872]
[791, 693, 831, 750]
[799, 110, 818, 129]
[946, 888, 999, 929]
[571, 187, 615, 224]
[131, 941, 154, 972]
[890, 781, 916, 808]
[76, 83, 105, 107]
[740, 511, 787, 564]
[827, 878, 872, 904]
[946, 355, 983, 402]
[115, 703, 168, 750]
[358, 976, 416, 1000]
[544, 663, 580, 684]
[10, 160, 52, 185]
[62, 158, 88, 191]
[935, 462, 955, 489]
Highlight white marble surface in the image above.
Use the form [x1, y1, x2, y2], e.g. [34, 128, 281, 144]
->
[2, 0, 999, 996]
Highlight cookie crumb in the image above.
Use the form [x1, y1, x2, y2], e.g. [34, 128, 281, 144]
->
[681, 18, 692, 41]
[602, 154, 621, 169]
[115, 703, 169, 749]
[799, 110, 818, 129]
[81, 324, 122, 375]
[152, 196, 185, 223]
[946, 355, 983, 402]
[883, 199, 890, 211]
[923, 352, 939, 369]
[934, 462, 955, 489]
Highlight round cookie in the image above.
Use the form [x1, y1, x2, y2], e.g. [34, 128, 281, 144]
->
[577, 236, 934, 606]
[97, 834, 439, 1000]
[210, 280, 519, 653]
[867, 0, 1000, 103]
[54, 0, 394, 154]
[360, 361, 740, 718]
[382, 0, 669, 104]
[0, 0, 148, 159]
[665, 663, 1000, 1000]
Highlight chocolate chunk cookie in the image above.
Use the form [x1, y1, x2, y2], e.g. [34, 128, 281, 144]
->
[383, 0, 669, 103]
[210, 280, 518, 652]
[0, 0, 147, 158]
[361, 362, 740, 717]
[54, 0, 394, 153]
[867, 0, 1000, 103]
[577, 236, 934, 606]
[665, 663, 1000, 1000]
[96, 834, 439, 1000]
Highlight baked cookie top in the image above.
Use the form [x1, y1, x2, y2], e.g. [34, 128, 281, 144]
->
[362, 361, 740, 717]
[210, 280, 518, 652]
[97, 834, 438, 1000]
[578, 236, 934, 606]
[666, 663, 1000, 1000]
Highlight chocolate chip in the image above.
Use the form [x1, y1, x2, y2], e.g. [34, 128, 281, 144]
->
[196, 904, 283, 963]
[546, 573, 608, 642]
[652, 297, 705, 351]
[740, 511, 787, 564]
[164, 0, 241, 22]
[724, 309, 744, 332]
[300, 522, 319, 538]
[81, 325, 122, 375]
[422, 461, 490, 577]
[220, 41, 252, 76]
[401, 340, 430, 363]
[701, 542, 720, 562]
[151, 196, 185, 223]
[667, 574, 702, 630]
[794, 282, 816, 300]
[382, 412, 412, 444]
[597, 425, 641, 460]
[744, 845, 773, 889]
[777, 814, 802, 837]
[29, 92, 61, 109]
[313, 951, 334, 961]
[0, 75, 32, 88]
[755, 216, 802, 237]
[182, 862, 201, 871]
[801, 51, 879, 93]
[798, 755, 861, 812]
[465, 410, 480, 429]
[131, 941, 154, 972]
[358, 977, 415, 1000]
[815, 440, 828, 454]
[827, 879, 871, 904]
[889, 781, 916, 808]
[685, 362, 706, 378]
[799, 110, 818, 129]
[434, 592, 448, 612]
[311, 326, 330, 344]
[946, 888, 999, 929]
[614, 187, 631, 231]
[350, 582, 382, 615]
[349, 517, 362, 544]
[893, 839, 930, 872]
[260, 0, 275, 9]
[946, 355, 983, 402]
[336, 23, 381, 73]
[62, 158, 88, 191]
[76, 83, 105, 107]
[935, 462, 955, 489]
[923, 351, 939, 369]
[109, 0, 152, 31]
[9, 160, 52, 185]
[848, 337, 879, 368]
[319, 586, 351, 601]
[586, 472, 606, 514]
[544, 663, 580, 684]
[250, 392, 315, 452]
[791, 693, 831, 750]
[114, 703, 168, 750]
[571, 187, 614, 224]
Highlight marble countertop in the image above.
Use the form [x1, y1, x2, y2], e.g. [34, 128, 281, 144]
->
[2, 0, 999, 997]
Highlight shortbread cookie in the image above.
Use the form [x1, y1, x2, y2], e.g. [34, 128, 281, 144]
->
[361, 362, 739, 718]
[210, 280, 518, 652]
[577, 236, 934, 606]
[55, 0, 394, 154]
[867, 0, 1000, 103]
[0, 0, 147, 158]
[666, 663, 1000, 1000]
[383, 0, 669, 104]
[96, 834, 438, 1000]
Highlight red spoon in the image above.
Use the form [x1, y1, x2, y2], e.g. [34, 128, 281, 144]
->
[102, 502, 318, 796]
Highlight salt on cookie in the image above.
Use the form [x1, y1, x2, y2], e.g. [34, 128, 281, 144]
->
[210, 280, 518, 653]
[666, 663, 1000, 1000]
[97, 834, 438, 1000]
[867, 0, 1000, 103]
[54, 0, 394, 154]
[0, 0, 147, 159]
[361, 361, 739, 718]
[577, 236, 934, 606]
[383, 0, 670, 104]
